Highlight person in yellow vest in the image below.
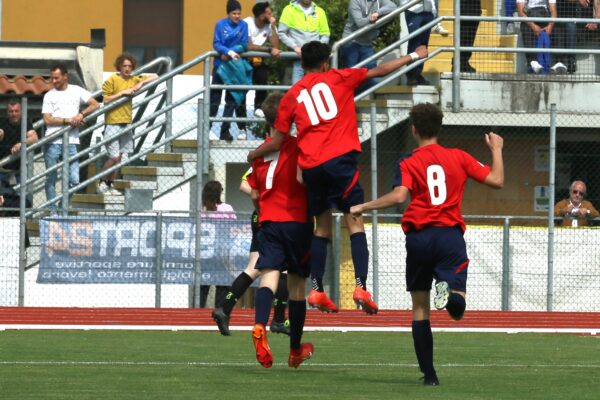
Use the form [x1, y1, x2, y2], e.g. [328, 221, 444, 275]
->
[554, 180, 599, 227]
[98, 53, 158, 194]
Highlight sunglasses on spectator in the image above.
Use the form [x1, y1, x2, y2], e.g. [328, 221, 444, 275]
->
[572, 190, 585, 196]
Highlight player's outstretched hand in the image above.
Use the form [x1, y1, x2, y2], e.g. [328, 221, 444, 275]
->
[350, 205, 363, 218]
[414, 45, 428, 60]
[485, 132, 503, 152]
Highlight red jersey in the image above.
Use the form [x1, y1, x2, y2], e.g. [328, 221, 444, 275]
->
[247, 136, 308, 224]
[274, 68, 367, 169]
[394, 143, 491, 233]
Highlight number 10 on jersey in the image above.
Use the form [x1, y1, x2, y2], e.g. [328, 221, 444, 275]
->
[297, 83, 338, 126]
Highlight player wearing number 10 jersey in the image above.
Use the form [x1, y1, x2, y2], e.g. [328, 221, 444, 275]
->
[351, 103, 504, 385]
[248, 41, 428, 315]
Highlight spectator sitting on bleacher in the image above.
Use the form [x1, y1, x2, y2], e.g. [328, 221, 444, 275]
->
[517, 0, 568, 74]
[554, 180, 599, 226]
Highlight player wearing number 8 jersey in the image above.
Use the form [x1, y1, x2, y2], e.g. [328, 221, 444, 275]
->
[350, 103, 504, 385]
[248, 41, 428, 315]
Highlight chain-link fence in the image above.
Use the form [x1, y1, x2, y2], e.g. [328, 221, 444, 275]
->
[3, 1, 600, 313]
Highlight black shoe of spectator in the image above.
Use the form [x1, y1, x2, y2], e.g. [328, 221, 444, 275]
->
[451, 60, 476, 73]
[406, 76, 418, 86]
[461, 63, 476, 73]
[416, 75, 431, 86]
[220, 131, 233, 142]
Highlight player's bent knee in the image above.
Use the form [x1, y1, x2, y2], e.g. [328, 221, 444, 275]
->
[447, 292, 466, 320]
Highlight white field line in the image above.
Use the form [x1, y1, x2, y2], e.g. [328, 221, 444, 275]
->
[0, 360, 599, 369]
[0, 324, 598, 335]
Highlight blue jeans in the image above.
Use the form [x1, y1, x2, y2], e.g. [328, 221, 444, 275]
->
[405, 11, 434, 78]
[341, 42, 378, 94]
[44, 143, 79, 206]
[292, 60, 304, 84]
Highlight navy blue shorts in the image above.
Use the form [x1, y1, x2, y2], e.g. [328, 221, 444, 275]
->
[255, 221, 313, 277]
[405, 226, 469, 292]
[250, 211, 259, 252]
[302, 151, 364, 216]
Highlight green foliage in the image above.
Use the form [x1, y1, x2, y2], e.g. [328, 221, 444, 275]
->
[267, 0, 402, 84]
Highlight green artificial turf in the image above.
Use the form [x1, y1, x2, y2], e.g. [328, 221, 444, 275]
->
[0, 330, 599, 399]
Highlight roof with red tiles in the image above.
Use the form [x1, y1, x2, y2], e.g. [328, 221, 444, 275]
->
[0, 75, 53, 95]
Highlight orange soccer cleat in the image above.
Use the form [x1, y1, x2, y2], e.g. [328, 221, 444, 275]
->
[288, 343, 314, 368]
[352, 286, 378, 315]
[307, 289, 339, 313]
[252, 324, 273, 368]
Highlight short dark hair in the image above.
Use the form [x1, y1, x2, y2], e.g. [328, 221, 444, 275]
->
[7, 97, 20, 107]
[114, 52, 137, 71]
[50, 63, 68, 75]
[260, 92, 284, 128]
[409, 103, 443, 139]
[252, 2, 270, 17]
[301, 41, 330, 70]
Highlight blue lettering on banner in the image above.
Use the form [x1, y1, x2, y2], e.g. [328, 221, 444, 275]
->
[37, 216, 252, 284]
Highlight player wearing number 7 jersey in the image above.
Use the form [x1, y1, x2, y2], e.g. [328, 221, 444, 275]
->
[247, 93, 314, 369]
[350, 103, 504, 385]
[247, 41, 428, 315]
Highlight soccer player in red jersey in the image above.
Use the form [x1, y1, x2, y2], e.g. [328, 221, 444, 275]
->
[247, 41, 428, 315]
[350, 103, 504, 385]
[247, 93, 314, 369]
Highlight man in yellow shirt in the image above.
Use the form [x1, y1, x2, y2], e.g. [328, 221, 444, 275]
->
[98, 53, 158, 194]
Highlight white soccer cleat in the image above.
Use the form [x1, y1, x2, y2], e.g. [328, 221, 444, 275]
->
[433, 281, 450, 310]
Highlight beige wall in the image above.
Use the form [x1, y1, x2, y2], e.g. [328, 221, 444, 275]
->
[2, 0, 123, 71]
[3, 0, 255, 74]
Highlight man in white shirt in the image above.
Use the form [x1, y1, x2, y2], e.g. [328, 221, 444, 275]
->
[244, 2, 281, 120]
[42, 64, 99, 207]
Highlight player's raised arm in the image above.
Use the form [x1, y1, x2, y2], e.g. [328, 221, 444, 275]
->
[350, 186, 409, 217]
[247, 129, 285, 162]
[365, 45, 428, 80]
[482, 132, 504, 189]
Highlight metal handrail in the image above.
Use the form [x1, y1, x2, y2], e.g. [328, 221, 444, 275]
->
[331, 0, 422, 69]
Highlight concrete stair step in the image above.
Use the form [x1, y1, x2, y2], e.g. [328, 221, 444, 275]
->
[113, 179, 157, 190]
[121, 166, 184, 177]
[427, 47, 517, 62]
[424, 58, 515, 73]
[429, 34, 518, 48]
[72, 193, 125, 205]
[171, 139, 198, 154]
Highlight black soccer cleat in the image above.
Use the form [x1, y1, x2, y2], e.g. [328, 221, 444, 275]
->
[270, 320, 291, 336]
[421, 374, 440, 386]
[211, 307, 231, 336]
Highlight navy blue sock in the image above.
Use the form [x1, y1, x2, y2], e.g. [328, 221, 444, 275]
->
[254, 287, 274, 327]
[412, 320, 436, 377]
[350, 232, 369, 285]
[222, 272, 254, 316]
[310, 236, 329, 283]
[288, 300, 306, 350]
[273, 274, 288, 323]
[446, 292, 466, 320]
